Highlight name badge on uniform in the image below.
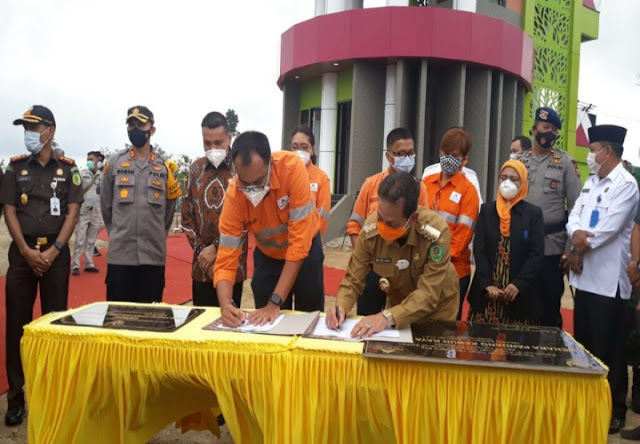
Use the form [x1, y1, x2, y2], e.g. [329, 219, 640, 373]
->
[50, 197, 61, 216]
[277, 195, 289, 210]
[589, 209, 599, 228]
[310, 183, 318, 192]
[449, 191, 461, 204]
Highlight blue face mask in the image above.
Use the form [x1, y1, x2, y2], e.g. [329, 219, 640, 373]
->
[97, 161, 104, 169]
[24, 128, 50, 155]
[87, 160, 96, 170]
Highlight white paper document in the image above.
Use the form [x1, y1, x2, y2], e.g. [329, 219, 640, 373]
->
[312, 317, 400, 341]
[219, 314, 285, 333]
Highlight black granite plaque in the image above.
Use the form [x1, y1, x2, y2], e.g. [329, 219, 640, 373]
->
[52, 304, 204, 333]
[364, 320, 607, 375]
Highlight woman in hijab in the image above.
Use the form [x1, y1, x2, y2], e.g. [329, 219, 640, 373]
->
[467, 160, 544, 324]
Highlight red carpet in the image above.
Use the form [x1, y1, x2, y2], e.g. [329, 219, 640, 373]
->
[0, 232, 574, 395]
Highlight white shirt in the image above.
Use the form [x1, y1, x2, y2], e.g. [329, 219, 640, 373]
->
[567, 163, 639, 299]
[422, 164, 484, 205]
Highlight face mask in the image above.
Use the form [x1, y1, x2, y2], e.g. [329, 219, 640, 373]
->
[586, 149, 606, 175]
[294, 150, 311, 166]
[377, 219, 409, 242]
[206, 149, 227, 168]
[535, 131, 557, 150]
[97, 161, 104, 169]
[87, 160, 96, 170]
[499, 179, 519, 200]
[440, 154, 463, 175]
[128, 127, 150, 148]
[24, 128, 49, 155]
[393, 155, 415, 173]
[239, 162, 271, 207]
[509, 153, 519, 160]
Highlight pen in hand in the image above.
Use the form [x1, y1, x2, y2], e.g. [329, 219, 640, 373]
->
[231, 300, 248, 325]
[335, 306, 342, 331]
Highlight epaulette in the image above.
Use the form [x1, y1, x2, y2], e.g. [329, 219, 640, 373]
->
[363, 222, 378, 239]
[10, 154, 28, 163]
[58, 156, 76, 165]
[418, 223, 441, 243]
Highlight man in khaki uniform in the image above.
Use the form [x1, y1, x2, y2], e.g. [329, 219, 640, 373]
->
[519, 107, 582, 328]
[327, 172, 459, 338]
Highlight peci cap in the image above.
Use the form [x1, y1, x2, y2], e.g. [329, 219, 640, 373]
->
[535, 107, 562, 130]
[588, 124, 627, 146]
[13, 105, 56, 127]
[126, 106, 154, 124]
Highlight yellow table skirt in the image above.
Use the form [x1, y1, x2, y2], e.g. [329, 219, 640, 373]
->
[21, 303, 611, 444]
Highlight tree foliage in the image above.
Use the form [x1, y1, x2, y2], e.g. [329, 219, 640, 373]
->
[225, 109, 240, 136]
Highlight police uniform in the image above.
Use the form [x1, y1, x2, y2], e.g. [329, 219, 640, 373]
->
[71, 166, 102, 272]
[0, 105, 84, 421]
[336, 207, 459, 326]
[567, 124, 638, 428]
[519, 107, 582, 328]
[100, 106, 181, 303]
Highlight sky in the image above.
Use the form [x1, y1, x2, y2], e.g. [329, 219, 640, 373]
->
[0, 0, 638, 166]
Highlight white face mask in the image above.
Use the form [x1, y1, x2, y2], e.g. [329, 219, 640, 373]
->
[24, 128, 49, 155]
[294, 150, 311, 166]
[239, 161, 271, 207]
[499, 179, 519, 200]
[509, 153, 519, 160]
[586, 149, 605, 175]
[206, 149, 227, 168]
[393, 154, 415, 173]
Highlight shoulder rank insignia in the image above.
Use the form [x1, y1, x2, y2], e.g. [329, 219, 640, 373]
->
[419, 223, 441, 243]
[10, 154, 28, 163]
[363, 222, 378, 239]
[58, 156, 76, 165]
[571, 159, 581, 179]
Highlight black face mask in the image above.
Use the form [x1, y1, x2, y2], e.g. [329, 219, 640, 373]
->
[128, 127, 150, 148]
[535, 131, 557, 150]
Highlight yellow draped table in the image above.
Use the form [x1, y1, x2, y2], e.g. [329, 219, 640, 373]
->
[21, 302, 611, 443]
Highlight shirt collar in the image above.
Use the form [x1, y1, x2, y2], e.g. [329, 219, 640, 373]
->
[406, 221, 420, 247]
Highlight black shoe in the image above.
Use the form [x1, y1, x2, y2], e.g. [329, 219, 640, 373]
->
[609, 417, 625, 435]
[84, 266, 100, 273]
[93, 247, 101, 257]
[621, 426, 640, 440]
[71, 268, 80, 276]
[216, 414, 225, 426]
[4, 406, 25, 426]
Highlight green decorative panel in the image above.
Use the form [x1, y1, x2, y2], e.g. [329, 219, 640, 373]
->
[299, 77, 322, 112]
[337, 69, 354, 103]
[525, 0, 572, 149]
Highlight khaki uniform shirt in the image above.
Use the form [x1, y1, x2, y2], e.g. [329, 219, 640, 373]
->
[0, 153, 84, 236]
[520, 148, 582, 255]
[336, 207, 459, 328]
[101, 148, 178, 266]
[80, 168, 101, 209]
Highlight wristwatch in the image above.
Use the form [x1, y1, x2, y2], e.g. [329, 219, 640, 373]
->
[54, 241, 64, 251]
[382, 309, 394, 327]
[269, 293, 283, 307]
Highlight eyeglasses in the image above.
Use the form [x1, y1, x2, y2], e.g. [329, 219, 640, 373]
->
[126, 121, 151, 131]
[390, 151, 415, 158]
[236, 162, 271, 192]
[499, 174, 521, 183]
[291, 143, 311, 151]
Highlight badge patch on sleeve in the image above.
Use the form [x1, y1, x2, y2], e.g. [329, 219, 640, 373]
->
[429, 245, 443, 263]
[72, 171, 81, 186]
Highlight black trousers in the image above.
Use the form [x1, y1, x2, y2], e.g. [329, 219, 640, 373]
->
[574, 288, 632, 420]
[106, 264, 165, 303]
[192, 280, 243, 308]
[357, 270, 388, 316]
[539, 254, 565, 328]
[252, 234, 324, 311]
[456, 275, 471, 320]
[6, 241, 70, 408]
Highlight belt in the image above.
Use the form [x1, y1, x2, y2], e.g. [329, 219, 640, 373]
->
[544, 220, 567, 235]
[24, 234, 57, 247]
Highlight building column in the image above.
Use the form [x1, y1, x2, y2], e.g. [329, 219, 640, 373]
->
[315, 0, 326, 16]
[382, 62, 397, 171]
[319, 72, 338, 189]
[453, 0, 477, 12]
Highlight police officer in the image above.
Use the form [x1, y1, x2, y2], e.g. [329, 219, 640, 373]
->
[327, 172, 459, 337]
[0, 105, 83, 426]
[71, 150, 103, 275]
[519, 107, 581, 328]
[101, 106, 181, 303]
